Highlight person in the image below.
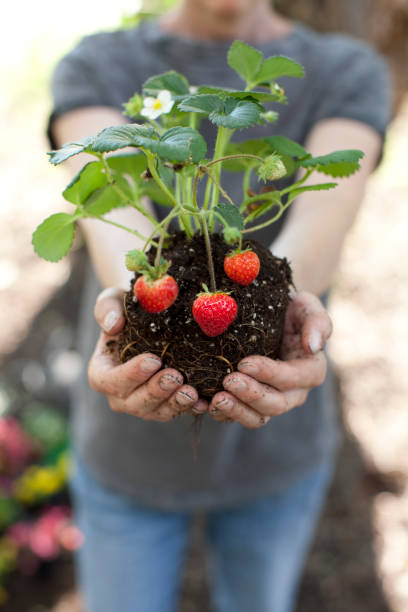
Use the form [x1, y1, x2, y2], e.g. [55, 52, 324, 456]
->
[47, 1, 391, 610]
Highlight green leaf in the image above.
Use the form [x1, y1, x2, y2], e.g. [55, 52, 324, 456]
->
[179, 94, 262, 129]
[265, 135, 308, 158]
[63, 161, 105, 205]
[47, 136, 94, 165]
[106, 152, 147, 177]
[84, 177, 132, 216]
[126, 249, 149, 271]
[285, 182, 338, 206]
[177, 94, 222, 114]
[142, 71, 190, 98]
[213, 202, 244, 230]
[91, 124, 156, 153]
[32, 213, 76, 262]
[210, 98, 261, 130]
[198, 85, 280, 104]
[149, 127, 207, 163]
[300, 149, 364, 178]
[227, 40, 263, 85]
[253, 56, 304, 86]
[106, 153, 175, 206]
[156, 160, 174, 186]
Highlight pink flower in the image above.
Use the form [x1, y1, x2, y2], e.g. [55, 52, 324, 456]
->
[0, 417, 35, 475]
[7, 521, 32, 547]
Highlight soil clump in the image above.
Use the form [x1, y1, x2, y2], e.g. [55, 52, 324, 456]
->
[118, 232, 292, 399]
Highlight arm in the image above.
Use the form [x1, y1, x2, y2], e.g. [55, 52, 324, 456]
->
[53, 108, 203, 420]
[52, 107, 156, 289]
[207, 118, 381, 425]
[272, 118, 382, 295]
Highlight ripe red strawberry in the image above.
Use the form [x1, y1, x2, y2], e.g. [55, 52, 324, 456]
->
[224, 249, 260, 286]
[134, 274, 179, 313]
[192, 291, 238, 337]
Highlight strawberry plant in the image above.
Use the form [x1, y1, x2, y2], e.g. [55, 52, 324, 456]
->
[33, 41, 363, 398]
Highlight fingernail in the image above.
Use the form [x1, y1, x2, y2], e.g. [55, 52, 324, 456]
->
[238, 361, 259, 375]
[215, 397, 233, 411]
[103, 310, 120, 332]
[308, 329, 323, 354]
[140, 357, 161, 373]
[159, 374, 182, 391]
[224, 377, 247, 392]
[176, 391, 194, 406]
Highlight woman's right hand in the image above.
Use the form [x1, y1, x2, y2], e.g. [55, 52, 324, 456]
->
[88, 288, 207, 421]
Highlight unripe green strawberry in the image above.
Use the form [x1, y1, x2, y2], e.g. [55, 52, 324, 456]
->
[224, 250, 260, 286]
[134, 274, 179, 313]
[192, 291, 238, 337]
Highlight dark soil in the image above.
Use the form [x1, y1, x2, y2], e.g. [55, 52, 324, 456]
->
[118, 232, 292, 399]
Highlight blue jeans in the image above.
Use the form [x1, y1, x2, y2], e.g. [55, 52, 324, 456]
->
[69, 454, 333, 612]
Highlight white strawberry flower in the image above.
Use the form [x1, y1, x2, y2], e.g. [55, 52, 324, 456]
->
[141, 89, 174, 120]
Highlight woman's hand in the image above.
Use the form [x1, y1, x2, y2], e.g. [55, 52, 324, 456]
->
[88, 288, 207, 421]
[208, 291, 332, 427]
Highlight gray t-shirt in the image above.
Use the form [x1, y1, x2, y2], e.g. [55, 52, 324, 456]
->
[49, 20, 390, 511]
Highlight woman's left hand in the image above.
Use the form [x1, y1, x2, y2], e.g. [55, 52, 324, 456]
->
[208, 291, 332, 428]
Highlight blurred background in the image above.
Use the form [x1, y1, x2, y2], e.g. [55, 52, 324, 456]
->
[0, 0, 407, 610]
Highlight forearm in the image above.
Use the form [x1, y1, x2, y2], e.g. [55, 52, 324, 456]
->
[272, 118, 382, 294]
[272, 177, 366, 295]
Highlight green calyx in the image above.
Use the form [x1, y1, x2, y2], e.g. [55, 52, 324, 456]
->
[226, 246, 252, 258]
[126, 249, 170, 280]
[197, 283, 231, 297]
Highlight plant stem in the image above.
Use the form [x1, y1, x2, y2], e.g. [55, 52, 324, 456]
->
[143, 207, 179, 252]
[205, 153, 265, 169]
[243, 164, 253, 197]
[146, 117, 163, 134]
[146, 152, 178, 207]
[202, 168, 236, 207]
[209, 127, 232, 211]
[146, 152, 192, 238]
[199, 215, 216, 292]
[95, 215, 157, 245]
[193, 169, 201, 211]
[203, 126, 233, 212]
[176, 173, 192, 234]
[240, 191, 281, 215]
[280, 169, 313, 195]
[242, 202, 290, 234]
[154, 217, 172, 268]
[100, 156, 157, 226]
[189, 112, 197, 130]
[184, 172, 199, 232]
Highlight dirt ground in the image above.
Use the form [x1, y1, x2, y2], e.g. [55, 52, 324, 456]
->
[0, 93, 407, 611]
